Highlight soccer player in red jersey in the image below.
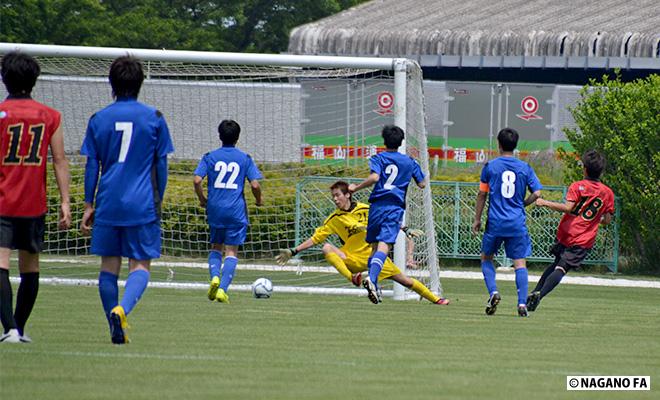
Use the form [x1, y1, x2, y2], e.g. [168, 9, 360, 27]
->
[0, 52, 71, 343]
[528, 150, 615, 312]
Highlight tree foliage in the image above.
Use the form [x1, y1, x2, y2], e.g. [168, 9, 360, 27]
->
[560, 74, 660, 272]
[0, 0, 367, 53]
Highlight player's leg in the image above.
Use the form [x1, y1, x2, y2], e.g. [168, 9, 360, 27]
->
[99, 256, 121, 325]
[480, 232, 501, 315]
[536, 246, 588, 309]
[109, 221, 160, 344]
[504, 235, 532, 317]
[0, 217, 19, 342]
[322, 244, 353, 282]
[15, 250, 39, 341]
[207, 229, 225, 300]
[0, 245, 19, 342]
[214, 225, 246, 303]
[528, 244, 562, 311]
[92, 225, 122, 332]
[13, 216, 46, 342]
[384, 258, 449, 305]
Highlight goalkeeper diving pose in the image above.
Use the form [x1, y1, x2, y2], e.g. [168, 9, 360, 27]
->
[276, 180, 449, 305]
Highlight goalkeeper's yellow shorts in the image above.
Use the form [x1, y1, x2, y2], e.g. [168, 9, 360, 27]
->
[341, 247, 402, 280]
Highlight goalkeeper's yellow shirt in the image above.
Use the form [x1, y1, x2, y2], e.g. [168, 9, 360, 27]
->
[311, 202, 371, 256]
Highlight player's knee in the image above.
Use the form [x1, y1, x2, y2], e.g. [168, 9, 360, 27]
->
[321, 243, 334, 255]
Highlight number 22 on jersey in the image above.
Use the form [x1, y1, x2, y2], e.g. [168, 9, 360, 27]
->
[214, 161, 240, 189]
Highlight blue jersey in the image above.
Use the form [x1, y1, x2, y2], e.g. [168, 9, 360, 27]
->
[368, 151, 425, 208]
[81, 98, 174, 226]
[194, 146, 262, 228]
[480, 156, 542, 237]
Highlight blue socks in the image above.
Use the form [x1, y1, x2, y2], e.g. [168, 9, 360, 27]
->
[209, 250, 222, 280]
[120, 270, 150, 315]
[368, 251, 387, 289]
[481, 260, 498, 295]
[515, 267, 529, 305]
[98, 271, 119, 320]
[220, 256, 238, 291]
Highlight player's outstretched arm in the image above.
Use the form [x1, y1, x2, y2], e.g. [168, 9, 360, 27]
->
[50, 124, 71, 230]
[348, 172, 379, 193]
[250, 179, 263, 206]
[535, 198, 575, 213]
[524, 190, 542, 207]
[193, 175, 207, 208]
[276, 238, 316, 265]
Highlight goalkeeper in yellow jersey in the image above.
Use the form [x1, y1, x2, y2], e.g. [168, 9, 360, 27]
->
[276, 181, 449, 305]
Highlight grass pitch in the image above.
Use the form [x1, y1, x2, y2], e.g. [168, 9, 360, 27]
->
[1, 277, 658, 399]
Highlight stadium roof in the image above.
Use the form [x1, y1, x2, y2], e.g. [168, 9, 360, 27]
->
[288, 0, 660, 59]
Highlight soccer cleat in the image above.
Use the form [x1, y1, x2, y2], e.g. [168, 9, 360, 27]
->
[19, 333, 32, 343]
[208, 276, 220, 301]
[526, 291, 541, 312]
[518, 305, 529, 317]
[362, 277, 381, 304]
[434, 298, 450, 305]
[215, 288, 230, 303]
[351, 272, 363, 287]
[109, 305, 129, 344]
[0, 329, 21, 343]
[485, 292, 501, 315]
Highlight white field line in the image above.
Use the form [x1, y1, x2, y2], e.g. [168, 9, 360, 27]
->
[27, 257, 660, 290]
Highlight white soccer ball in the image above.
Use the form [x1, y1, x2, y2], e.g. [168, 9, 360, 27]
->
[252, 278, 273, 299]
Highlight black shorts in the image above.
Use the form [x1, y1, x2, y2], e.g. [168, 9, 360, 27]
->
[0, 215, 46, 254]
[550, 241, 590, 271]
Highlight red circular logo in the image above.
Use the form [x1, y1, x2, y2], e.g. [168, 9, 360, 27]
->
[377, 91, 394, 109]
[521, 96, 539, 115]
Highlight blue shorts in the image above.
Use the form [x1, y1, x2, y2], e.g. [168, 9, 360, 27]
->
[210, 225, 247, 246]
[366, 204, 404, 244]
[91, 221, 161, 260]
[481, 231, 532, 260]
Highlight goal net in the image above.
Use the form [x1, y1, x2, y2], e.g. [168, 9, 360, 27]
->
[0, 44, 441, 298]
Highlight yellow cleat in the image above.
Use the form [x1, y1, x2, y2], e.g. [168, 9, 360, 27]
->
[109, 305, 129, 344]
[208, 276, 220, 301]
[215, 288, 230, 303]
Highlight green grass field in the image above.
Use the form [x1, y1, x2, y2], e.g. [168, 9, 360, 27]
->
[1, 277, 658, 399]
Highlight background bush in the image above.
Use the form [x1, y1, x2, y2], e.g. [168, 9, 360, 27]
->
[560, 73, 660, 273]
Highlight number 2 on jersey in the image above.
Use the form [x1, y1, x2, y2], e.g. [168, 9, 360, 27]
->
[214, 161, 240, 189]
[383, 164, 398, 190]
[500, 170, 516, 198]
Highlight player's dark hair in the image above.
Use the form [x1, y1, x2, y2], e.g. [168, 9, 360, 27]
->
[330, 180, 350, 194]
[1, 51, 40, 95]
[330, 180, 351, 200]
[109, 56, 144, 98]
[218, 119, 240, 145]
[582, 149, 606, 180]
[382, 125, 404, 149]
[497, 127, 519, 152]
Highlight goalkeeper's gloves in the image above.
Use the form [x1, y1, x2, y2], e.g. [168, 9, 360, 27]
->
[276, 248, 298, 266]
[402, 226, 424, 239]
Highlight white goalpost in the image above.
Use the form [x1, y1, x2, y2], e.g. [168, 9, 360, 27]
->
[0, 43, 442, 299]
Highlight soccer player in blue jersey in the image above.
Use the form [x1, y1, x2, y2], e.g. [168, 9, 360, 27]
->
[80, 56, 174, 344]
[193, 120, 263, 304]
[472, 128, 542, 317]
[349, 125, 426, 304]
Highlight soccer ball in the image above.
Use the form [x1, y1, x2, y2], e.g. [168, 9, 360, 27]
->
[252, 278, 273, 299]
